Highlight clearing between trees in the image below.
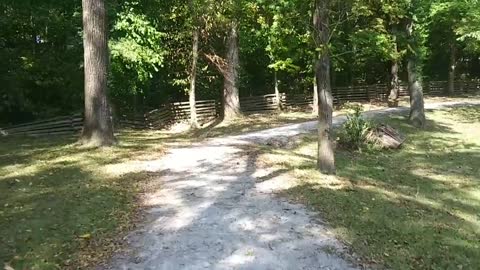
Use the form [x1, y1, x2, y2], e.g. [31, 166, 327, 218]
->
[1, 100, 479, 269]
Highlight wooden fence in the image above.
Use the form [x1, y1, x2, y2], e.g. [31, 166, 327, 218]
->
[2, 80, 478, 137]
[241, 94, 280, 114]
[170, 99, 220, 122]
[0, 114, 83, 137]
[142, 99, 220, 130]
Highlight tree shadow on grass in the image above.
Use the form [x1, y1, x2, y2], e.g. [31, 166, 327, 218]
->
[0, 134, 171, 269]
[262, 109, 480, 270]
[0, 162, 152, 269]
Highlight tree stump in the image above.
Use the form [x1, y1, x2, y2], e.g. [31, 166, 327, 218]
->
[366, 124, 405, 149]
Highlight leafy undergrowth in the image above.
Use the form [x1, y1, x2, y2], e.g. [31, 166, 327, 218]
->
[0, 132, 166, 269]
[260, 106, 480, 270]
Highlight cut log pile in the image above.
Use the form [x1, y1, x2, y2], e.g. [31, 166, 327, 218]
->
[366, 124, 406, 149]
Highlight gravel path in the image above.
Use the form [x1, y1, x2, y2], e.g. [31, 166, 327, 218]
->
[105, 101, 479, 270]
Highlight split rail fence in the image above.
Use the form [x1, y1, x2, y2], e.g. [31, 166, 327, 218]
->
[1, 80, 478, 137]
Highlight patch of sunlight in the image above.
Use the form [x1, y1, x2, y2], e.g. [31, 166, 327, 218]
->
[218, 246, 258, 267]
[454, 189, 480, 230]
[443, 238, 478, 251]
[411, 166, 477, 188]
[102, 160, 160, 177]
[297, 144, 316, 155]
[358, 182, 441, 207]
[30, 142, 167, 179]
[0, 164, 44, 180]
[357, 182, 480, 226]
[468, 189, 480, 201]
[294, 170, 353, 191]
[453, 211, 480, 231]
[231, 217, 257, 231]
[260, 151, 302, 166]
[410, 168, 462, 183]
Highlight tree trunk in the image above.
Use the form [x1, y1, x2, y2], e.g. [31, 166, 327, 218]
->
[406, 19, 426, 128]
[448, 43, 456, 96]
[223, 22, 241, 120]
[388, 37, 400, 106]
[189, 24, 200, 129]
[312, 78, 319, 115]
[314, 0, 335, 174]
[274, 70, 281, 110]
[388, 60, 400, 106]
[386, 24, 400, 104]
[80, 0, 115, 146]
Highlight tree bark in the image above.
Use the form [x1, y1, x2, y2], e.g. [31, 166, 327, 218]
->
[312, 78, 319, 115]
[223, 22, 241, 120]
[406, 18, 426, 128]
[314, 0, 335, 174]
[189, 24, 200, 129]
[274, 70, 281, 110]
[80, 0, 115, 146]
[388, 37, 400, 106]
[388, 60, 400, 106]
[448, 43, 456, 96]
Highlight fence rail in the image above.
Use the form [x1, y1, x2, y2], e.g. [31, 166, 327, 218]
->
[2, 80, 478, 137]
[1, 114, 83, 137]
[241, 94, 279, 114]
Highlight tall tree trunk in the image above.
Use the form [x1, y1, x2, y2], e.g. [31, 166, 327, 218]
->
[388, 60, 400, 106]
[314, 0, 335, 174]
[80, 0, 115, 146]
[189, 24, 200, 129]
[406, 18, 426, 128]
[274, 70, 281, 110]
[223, 22, 241, 120]
[312, 78, 319, 115]
[388, 37, 400, 106]
[448, 43, 456, 96]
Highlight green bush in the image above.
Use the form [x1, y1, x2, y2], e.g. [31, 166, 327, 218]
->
[338, 104, 372, 149]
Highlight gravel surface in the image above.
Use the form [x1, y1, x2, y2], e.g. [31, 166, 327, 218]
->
[104, 101, 479, 270]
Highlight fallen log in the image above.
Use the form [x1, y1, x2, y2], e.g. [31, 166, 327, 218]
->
[366, 124, 406, 149]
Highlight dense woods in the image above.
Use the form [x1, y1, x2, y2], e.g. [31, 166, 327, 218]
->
[1, 0, 479, 126]
[0, 1, 478, 123]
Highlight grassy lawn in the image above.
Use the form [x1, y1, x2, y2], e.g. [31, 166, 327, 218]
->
[0, 132, 167, 269]
[259, 106, 480, 270]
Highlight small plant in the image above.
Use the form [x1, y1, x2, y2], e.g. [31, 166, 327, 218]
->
[340, 102, 363, 112]
[338, 104, 372, 150]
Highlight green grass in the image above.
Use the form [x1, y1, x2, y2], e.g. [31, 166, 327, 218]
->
[0, 132, 167, 269]
[1, 98, 478, 269]
[260, 106, 480, 270]
[0, 109, 342, 270]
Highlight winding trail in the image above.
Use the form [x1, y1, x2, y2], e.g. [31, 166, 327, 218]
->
[105, 101, 479, 270]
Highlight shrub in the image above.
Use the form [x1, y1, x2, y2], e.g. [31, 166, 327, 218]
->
[338, 104, 372, 150]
